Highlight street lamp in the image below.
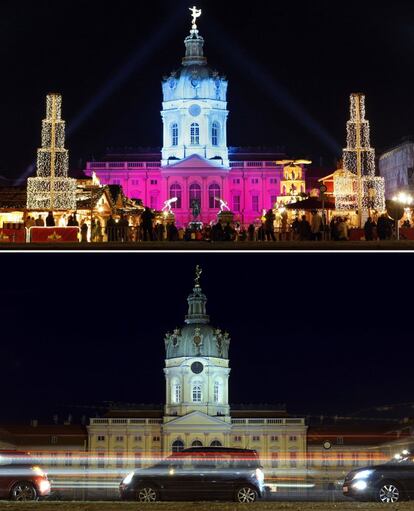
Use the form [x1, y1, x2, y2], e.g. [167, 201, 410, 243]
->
[392, 192, 413, 240]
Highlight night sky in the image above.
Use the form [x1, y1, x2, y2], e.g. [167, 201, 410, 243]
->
[2, 0, 414, 181]
[0, 254, 411, 422]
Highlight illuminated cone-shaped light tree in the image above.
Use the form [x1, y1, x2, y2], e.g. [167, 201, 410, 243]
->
[334, 93, 385, 226]
[27, 93, 76, 210]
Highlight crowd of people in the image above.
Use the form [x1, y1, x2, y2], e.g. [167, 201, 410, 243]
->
[22, 208, 405, 243]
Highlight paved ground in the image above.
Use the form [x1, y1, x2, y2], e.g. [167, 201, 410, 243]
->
[0, 502, 412, 511]
[1, 241, 414, 251]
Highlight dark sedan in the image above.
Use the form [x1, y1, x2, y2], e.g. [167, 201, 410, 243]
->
[343, 453, 414, 502]
[120, 447, 264, 503]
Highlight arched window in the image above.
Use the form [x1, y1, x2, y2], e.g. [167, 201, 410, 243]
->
[209, 183, 221, 209]
[171, 123, 178, 146]
[169, 183, 182, 209]
[192, 440, 203, 447]
[212, 122, 219, 146]
[189, 183, 202, 208]
[213, 381, 221, 403]
[210, 440, 222, 447]
[172, 382, 181, 403]
[192, 381, 202, 402]
[190, 123, 200, 145]
[172, 440, 184, 453]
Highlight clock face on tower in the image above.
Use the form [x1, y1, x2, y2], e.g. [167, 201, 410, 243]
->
[189, 104, 201, 117]
[191, 361, 204, 374]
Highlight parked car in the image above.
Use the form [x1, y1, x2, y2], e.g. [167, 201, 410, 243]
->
[0, 450, 51, 501]
[343, 451, 414, 502]
[120, 446, 264, 503]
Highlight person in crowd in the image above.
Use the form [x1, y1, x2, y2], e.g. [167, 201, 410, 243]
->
[402, 219, 411, 228]
[330, 217, 339, 241]
[167, 222, 178, 241]
[119, 215, 130, 242]
[156, 222, 165, 242]
[223, 222, 235, 241]
[72, 212, 79, 226]
[264, 209, 276, 241]
[90, 218, 97, 242]
[337, 217, 348, 240]
[59, 214, 67, 227]
[377, 214, 389, 240]
[141, 207, 155, 241]
[35, 215, 45, 226]
[67, 214, 74, 226]
[239, 227, 247, 241]
[299, 215, 311, 240]
[247, 224, 255, 242]
[80, 220, 88, 242]
[292, 216, 300, 241]
[203, 225, 212, 242]
[310, 210, 323, 240]
[25, 216, 36, 229]
[95, 219, 103, 242]
[105, 215, 116, 242]
[178, 227, 185, 241]
[364, 217, 375, 241]
[46, 211, 55, 227]
[257, 223, 265, 241]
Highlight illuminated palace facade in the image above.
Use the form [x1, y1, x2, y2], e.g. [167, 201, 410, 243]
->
[87, 271, 307, 474]
[85, 15, 307, 226]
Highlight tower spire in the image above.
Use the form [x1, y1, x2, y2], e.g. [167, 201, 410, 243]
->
[185, 265, 209, 324]
[182, 5, 207, 66]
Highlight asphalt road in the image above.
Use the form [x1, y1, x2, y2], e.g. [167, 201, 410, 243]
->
[0, 502, 412, 511]
[1, 241, 414, 251]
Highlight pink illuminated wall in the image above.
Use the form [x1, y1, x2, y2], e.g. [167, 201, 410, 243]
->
[85, 156, 290, 227]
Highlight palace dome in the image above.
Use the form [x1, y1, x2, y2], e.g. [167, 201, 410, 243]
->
[164, 278, 230, 360]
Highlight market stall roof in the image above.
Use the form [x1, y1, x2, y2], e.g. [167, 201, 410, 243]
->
[285, 197, 336, 210]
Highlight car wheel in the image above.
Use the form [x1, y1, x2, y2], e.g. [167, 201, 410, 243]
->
[137, 486, 158, 502]
[235, 486, 258, 503]
[10, 482, 38, 501]
[377, 482, 402, 503]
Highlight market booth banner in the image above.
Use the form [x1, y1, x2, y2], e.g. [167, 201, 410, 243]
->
[0, 228, 26, 243]
[30, 227, 80, 243]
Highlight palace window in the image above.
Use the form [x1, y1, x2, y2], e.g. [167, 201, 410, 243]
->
[112, 179, 121, 185]
[115, 436, 124, 442]
[172, 382, 181, 403]
[171, 123, 178, 146]
[234, 436, 242, 442]
[271, 436, 279, 442]
[131, 179, 139, 185]
[97, 435, 105, 442]
[150, 179, 158, 185]
[270, 178, 277, 184]
[210, 440, 222, 447]
[233, 178, 240, 184]
[213, 381, 221, 403]
[190, 123, 200, 145]
[289, 435, 297, 442]
[209, 183, 221, 209]
[251, 178, 259, 184]
[233, 195, 240, 212]
[150, 195, 157, 210]
[192, 381, 202, 402]
[212, 122, 219, 146]
[172, 440, 184, 453]
[169, 183, 182, 209]
[51, 436, 58, 445]
[252, 195, 259, 212]
[337, 436, 344, 445]
[192, 440, 203, 447]
[252, 436, 260, 442]
[153, 436, 160, 442]
[189, 183, 202, 208]
[134, 436, 142, 442]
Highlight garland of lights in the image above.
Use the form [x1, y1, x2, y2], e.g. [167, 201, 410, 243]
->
[27, 94, 76, 210]
[334, 94, 385, 215]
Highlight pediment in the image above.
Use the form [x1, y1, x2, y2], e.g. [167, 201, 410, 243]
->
[163, 154, 222, 169]
[164, 411, 231, 429]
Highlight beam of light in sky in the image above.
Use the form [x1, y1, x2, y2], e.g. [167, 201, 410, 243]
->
[206, 20, 341, 156]
[14, 10, 182, 186]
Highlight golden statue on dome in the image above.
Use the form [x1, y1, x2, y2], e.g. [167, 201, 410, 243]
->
[194, 265, 202, 287]
[189, 6, 202, 31]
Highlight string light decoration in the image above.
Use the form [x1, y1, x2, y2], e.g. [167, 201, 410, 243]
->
[334, 94, 385, 222]
[27, 93, 76, 210]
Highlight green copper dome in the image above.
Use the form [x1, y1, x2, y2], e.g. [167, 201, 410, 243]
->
[164, 267, 230, 359]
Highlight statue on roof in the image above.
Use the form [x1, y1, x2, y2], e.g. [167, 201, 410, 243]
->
[189, 6, 202, 31]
